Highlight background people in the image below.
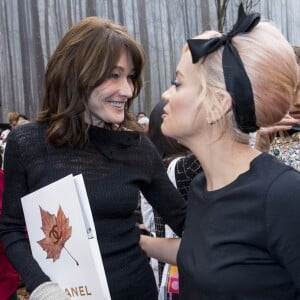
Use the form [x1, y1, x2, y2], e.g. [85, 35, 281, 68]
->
[7, 112, 20, 130]
[0, 168, 19, 300]
[260, 46, 300, 170]
[137, 115, 150, 132]
[136, 111, 147, 121]
[140, 100, 190, 293]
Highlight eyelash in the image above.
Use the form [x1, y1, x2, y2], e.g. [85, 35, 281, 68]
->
[111, 73, 135, 81]
[171, 80, 182, 88]
[111, 73, 119, 79]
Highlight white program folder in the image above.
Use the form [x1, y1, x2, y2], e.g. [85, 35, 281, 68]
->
[21, 174, 111, 300]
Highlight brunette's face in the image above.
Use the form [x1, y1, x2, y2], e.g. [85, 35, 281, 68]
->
[161, 50, 204, 140]
[85, 51, 135, 126]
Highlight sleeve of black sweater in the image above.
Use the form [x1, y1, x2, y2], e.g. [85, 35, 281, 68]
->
[0, 130, 50, 293]
[266, 168, 300, 292]
[139, 138, 186, 237]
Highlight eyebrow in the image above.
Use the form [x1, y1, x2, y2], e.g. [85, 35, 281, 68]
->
[113, 66, 135, 74]
[113, 66, 124, 72]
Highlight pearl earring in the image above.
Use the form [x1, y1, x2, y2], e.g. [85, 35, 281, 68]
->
[207, 117, 214, 124]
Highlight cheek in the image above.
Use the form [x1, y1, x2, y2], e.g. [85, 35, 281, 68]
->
[90, 81, 112, 101]
[162, 100, 196, 138]
[89, 87, 101, 103]
[88, 93, 102, 113]
[169, 96, 191, 118]
[170, 93, 199, 125]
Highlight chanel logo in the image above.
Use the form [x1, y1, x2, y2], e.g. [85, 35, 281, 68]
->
[49, 225, 62, 244]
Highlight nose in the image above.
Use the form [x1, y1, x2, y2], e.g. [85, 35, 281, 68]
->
[161, 87, 171, 102]
[119, 78, 133, 98]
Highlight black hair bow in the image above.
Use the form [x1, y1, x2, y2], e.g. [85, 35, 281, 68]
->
[187, 3, 260, 133]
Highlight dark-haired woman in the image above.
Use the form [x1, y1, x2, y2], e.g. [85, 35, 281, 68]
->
[0, 17, 186, 300]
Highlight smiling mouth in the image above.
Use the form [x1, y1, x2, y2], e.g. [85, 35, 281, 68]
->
[108, 101, 126, 109]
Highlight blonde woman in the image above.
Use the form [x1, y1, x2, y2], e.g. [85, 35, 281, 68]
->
[141, 5, 300, 299]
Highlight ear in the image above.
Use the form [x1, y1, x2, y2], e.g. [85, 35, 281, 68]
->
[216, 90, 232, 115]
[206, 91, 232, 124]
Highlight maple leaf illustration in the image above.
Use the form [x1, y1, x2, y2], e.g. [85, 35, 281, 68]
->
[37, 205, 79, 265]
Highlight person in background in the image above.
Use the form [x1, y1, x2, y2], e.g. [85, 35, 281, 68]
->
[137, 115, 150, 132]
[140, 100, 190, 294]
[7, 112, 29, 130]
[287, 46, 300, 123]
[7, 112, 20, 130]
[136, 111, 147, 121]
[0, 161, 19, 300]
[256, 46, 300, 170]
[0, 112, 18, 158]
[141, 4, 300, 299]
[16, 114, 30, 127]
[0, 17, 186, 300]
[0, 130, 9, 168]
[0, 113, 30, 169]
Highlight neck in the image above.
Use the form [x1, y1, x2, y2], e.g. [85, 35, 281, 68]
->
[184, 132, 260, 191]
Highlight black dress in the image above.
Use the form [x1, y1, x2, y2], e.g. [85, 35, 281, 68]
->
[0, 122, 186, 300]
[177, 153, 300, 299]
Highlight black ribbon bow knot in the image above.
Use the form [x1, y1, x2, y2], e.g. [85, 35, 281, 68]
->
[187, 3, 260, 133]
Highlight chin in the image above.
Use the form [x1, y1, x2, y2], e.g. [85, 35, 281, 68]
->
[161, 123, 173, 138]
[115, 118, 125, 124]
[110, 114, 125, 125]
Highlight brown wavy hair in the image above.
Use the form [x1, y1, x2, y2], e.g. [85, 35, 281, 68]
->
[38, 17, 145, 148]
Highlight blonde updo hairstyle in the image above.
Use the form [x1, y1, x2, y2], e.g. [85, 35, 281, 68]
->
[187, 22, 298, 143]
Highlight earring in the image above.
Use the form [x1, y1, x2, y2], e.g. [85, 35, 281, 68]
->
[206, 117, 214, 124]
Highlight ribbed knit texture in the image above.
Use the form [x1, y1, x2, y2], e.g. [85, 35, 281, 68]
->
[0, 122, 186, 300]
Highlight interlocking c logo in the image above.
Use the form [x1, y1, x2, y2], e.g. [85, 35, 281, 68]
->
[49, 225, 62, 244]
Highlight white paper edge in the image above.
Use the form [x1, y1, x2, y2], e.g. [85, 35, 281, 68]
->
[73, 174, 111, 300]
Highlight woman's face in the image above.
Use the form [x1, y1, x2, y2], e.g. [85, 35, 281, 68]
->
[161, 50, 204, 140]
[85, 51, 135, 127]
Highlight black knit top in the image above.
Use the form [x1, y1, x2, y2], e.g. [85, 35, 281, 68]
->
[178, 153, 300, 299]
[0, 122, 186, 300]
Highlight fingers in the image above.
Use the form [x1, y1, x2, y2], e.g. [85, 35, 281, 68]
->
[259, 125, 293, 135]
[289, 112, 300, 121]
[275, 114, 298, 126]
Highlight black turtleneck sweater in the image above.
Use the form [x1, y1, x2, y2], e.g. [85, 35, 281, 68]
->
[0, 122, 186, 300]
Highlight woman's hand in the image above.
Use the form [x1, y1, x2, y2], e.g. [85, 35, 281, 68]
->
[255, 114, 298, 152]
[29, 282, 71, 300]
